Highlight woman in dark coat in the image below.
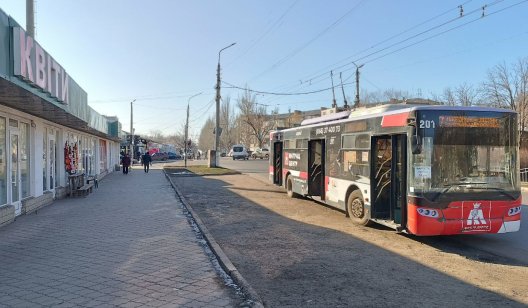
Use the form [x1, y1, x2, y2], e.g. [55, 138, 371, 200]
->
[121, 153, 131, 174]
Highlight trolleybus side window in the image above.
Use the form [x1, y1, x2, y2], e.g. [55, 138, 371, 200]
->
[340, 134, 370, 178]
[410, 136, 433, 192]
[296, 139, 308, 149]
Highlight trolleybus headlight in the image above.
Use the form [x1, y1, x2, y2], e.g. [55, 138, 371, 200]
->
[508, 206, 522, 216]
[417, 208, 439, 218]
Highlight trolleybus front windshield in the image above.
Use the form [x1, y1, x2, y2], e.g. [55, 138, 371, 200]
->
[409, 110, 519, 202]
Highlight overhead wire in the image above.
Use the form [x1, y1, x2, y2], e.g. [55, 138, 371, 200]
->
[295, 0, 476, 87]
[226, 0, 300, 67]
[223, 80, 354, 96]
[223, 0, 525, 101]
[249, 0, 367, 82]
[337, 0, 507, 70]
[89, 90, 214, 104]
[245, 0, 519, 102]
[189, 99, 216, 124]
[246, 0, 473, 101]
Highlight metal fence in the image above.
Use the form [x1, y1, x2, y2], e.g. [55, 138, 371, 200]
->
[521, 168, 528, 182]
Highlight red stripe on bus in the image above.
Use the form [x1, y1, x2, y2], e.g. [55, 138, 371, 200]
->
[269, 165, 274, 173]
[300, 172, 308, 180]
[381, 112, 409, 127]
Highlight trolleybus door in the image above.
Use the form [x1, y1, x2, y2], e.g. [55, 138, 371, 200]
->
[371, 135, 406, 225]
[308, 139, 325, 199]
[273, 141, 283, 185]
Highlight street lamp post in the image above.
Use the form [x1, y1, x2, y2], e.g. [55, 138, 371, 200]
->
[185, 92, 202, 168]
[214, 42, 236, 167]
[352, 62, 364, 108]
[129, 99, 136, 164]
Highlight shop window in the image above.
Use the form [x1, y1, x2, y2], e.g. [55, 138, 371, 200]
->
[99, 140, 107, 172]
[42, 128, 47, 191]
[20, 122, 30, 198]
[0, 117, 6, 205]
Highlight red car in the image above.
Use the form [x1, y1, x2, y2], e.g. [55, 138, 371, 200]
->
[151, 152, 168, 161]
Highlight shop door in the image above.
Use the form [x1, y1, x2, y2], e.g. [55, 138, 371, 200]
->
[9, 131, 21, 215]
[48, 133, 56, 190]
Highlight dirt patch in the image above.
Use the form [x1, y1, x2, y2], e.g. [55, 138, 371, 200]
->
[168, 173, 528, 307]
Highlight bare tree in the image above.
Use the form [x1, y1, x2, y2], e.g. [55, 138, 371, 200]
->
[455, 83, 478, 106]
[220, 96, 236, 152]
[360, 88, 412, 104]
[237, 88, 274, 148]
[441, 87, 456, 106]
[165, 124, 186, 150]
[383, 88, 410, 101]
[148, 129, 165, 143]
[198, 116, 215, 153]
[482, 62, 516, 109]
[482, 57, 528, 146]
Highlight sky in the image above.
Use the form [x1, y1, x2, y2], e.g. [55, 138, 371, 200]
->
[0, 0, 527, 138]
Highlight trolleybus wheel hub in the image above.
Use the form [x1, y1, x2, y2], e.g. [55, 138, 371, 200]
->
[351, 199, 364, 218]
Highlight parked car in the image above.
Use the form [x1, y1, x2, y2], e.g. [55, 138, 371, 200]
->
[167, 152, 182, 160]
[251, 148, 270, 160]
[231, 144, 249, 160]
[151, 152, 168, 161]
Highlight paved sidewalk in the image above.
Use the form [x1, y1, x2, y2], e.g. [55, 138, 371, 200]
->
[0, 167, 244, 307]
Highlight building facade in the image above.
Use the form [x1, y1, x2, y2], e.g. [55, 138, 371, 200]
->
[0, 8, 122, 227]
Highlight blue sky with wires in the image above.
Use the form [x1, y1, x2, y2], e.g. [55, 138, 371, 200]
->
[0, 0, 526, 137]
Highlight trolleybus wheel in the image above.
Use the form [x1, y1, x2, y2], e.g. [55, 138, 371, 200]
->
[286, 176, 297, 198]
[347, 190, 371, 226]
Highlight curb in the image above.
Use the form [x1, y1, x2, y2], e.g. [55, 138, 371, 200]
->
[164, 171, 264, 308]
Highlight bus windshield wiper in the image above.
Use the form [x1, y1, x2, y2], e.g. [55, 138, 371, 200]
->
[471, 187, 517, 200]
[430, 184, 458, 202]
[431, 182, 486, 202]
[431, 183, 516, 201]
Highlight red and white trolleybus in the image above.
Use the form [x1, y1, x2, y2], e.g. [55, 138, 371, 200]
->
[269, 102, 522, 236]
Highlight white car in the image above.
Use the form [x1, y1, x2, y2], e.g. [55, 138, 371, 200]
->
[231, 145, 249, 160]
[251, 148, 269, 160]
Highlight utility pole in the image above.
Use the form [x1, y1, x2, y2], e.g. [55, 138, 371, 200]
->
[214, 42, 236, 167]
[331, 71, 337, 108]
[353, 62, 364, 108]
[129, 99, 136, 164]
[185, 92, 202, 168]
[185, 103, 189, 168]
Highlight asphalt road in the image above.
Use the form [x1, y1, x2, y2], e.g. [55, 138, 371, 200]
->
[218, 157, 528, 265]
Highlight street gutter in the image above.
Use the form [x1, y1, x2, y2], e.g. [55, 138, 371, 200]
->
[164, 170, 264, 308]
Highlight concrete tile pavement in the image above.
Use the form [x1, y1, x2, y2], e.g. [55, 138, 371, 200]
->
[0, 166, 245, 307]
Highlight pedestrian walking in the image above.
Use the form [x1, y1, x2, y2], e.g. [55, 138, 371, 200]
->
[121, 153, 131, 174]
[142, 152, 152, 173]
